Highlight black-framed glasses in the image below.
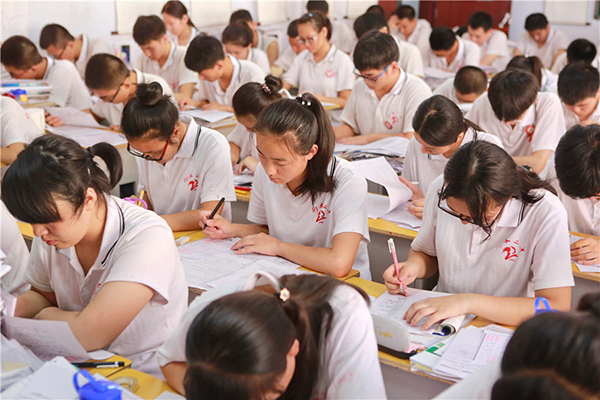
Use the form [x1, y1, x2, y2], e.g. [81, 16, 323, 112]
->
[56, 46, 66, 60]
[297, 33, 319, 45]
[9, 69, 28, 79]
[127, 132, 173, 162]
[100, 77, 128, 103]
[437, 191, 506, 229]
[353, 63, 391, 84]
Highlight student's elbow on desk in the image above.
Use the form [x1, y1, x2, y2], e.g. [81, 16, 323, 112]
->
[537, 286, 572, 313]
[161, 361, 188, 395]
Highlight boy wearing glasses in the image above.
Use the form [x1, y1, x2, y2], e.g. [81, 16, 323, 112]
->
[83, 54, 174, 131]
[39, 24, 111, 80]
[131, 16, 197, 102]
[1, 35, 92, 111]
[334, 31, 431, 144]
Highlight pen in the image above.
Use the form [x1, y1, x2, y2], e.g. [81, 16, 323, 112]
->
[203, 197, 225, 230]
[137, 190, 145, 207]
[388, 238, 407, 296]
[72, 361, 125, 369]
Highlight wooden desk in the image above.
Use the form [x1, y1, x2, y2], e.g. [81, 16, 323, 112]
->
[570, 231, 600, 283]
[110, 369, 177, 399]
[83, 355, 131, 378]
[17, 221, 34, 242]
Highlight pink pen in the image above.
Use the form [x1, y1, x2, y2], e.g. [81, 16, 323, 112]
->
[388, 238, 406, 296]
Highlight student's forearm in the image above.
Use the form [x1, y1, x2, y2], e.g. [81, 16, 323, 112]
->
[230, 143, 241, 165]
[282, 80, 292, 91]
[314, 94, 348, 108]
[513, 150, 551, 175]
[276, 242, 355, 277]
[162, 202, 223, 232]
[333, 124, 355, 139]
[1, 143, 25, 165]
[231, 223, 269, 238]
[479, 54, 498, 66]
[178, 83, 196, 100]
[552, 49, 567, 68]
[161, 362, 188, 395]
[266, 42, 279, 66]
[15, 290, 54, 318]
[407, 248, 439, 279]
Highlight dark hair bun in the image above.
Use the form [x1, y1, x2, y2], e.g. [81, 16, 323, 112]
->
[135, 82, 164, 106]
[264, 75, 283, 94]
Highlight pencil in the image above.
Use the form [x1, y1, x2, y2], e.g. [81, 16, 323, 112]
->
[137, 190, 145, 207]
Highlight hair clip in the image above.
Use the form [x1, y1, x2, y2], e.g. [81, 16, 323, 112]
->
[261, 82, 271, 94]
[307, 12, 313, 17]
[279, 288, 290, 302]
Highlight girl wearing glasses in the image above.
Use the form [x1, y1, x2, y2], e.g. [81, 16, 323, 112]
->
[201, 94, 371, 279]
[282, 12, 354, 123]
[121, 82, 235, 231]
[402, 95, 503, 219]
[1, 135, 187, 377]
[383, 140, 573, 328]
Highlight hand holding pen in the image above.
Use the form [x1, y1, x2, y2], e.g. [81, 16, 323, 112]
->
[386, 238, 408, 296]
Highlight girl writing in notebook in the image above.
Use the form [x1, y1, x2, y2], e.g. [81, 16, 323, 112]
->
[157, 272, 386, 398]
[202, 94, 372, 279]
[402, 95, 502, 218]
[1, 135, 187, 377]
[120, 82, 235, 231]
[161, 0, 198, 48]
[229, 75, 283, 174]
[384, 141, 573, 328]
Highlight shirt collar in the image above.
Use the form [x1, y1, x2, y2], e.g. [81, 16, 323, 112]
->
[161, 41, 177, 69]
[174, 115, 200, 159]
[43, 57, 55, 80]
[454, 38, 466, 65]
[307, 44, 338, 64]
[79, 34, 89, 60]
[133, 68, 145, 84]
[543, 27, 555, 47]
[213, 55, 240, 92]
[496, 198, 524, 228]
[390, 68, 407, 95]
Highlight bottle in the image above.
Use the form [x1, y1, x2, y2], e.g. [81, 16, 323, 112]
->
[73, 369, 122, 400]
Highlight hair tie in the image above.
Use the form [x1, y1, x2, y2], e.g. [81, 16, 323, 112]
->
[261, 82, 272, 94]
[87, 146, 95, 159]
[277, 288, 290, 303]
[295, 95, 311, 108]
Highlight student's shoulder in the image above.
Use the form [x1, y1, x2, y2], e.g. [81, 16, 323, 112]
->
[172, 45, 189, 62]
[433, 77, 455, 96]
[417, 19, 432, 31]
[239, 59, 266, 81]
[552, 29, 569, 43]
[333, 158, 368, 189]
[327, 283, 370, 317]
[197, 126, 230, 149]
[332, 46, 353, 63]
[476, 130, 504, 148]
[406, 72, 432, 92]
[50, 59, 81, 77]
[398, 39, 421, 54]
[517, 31, 532, 44]
[114, 196, 174, 239]
[144, 72, 174, 95]
[463, 38, 481, 53]
[527, 188, 568, 225]
[536, 91, 561, 110]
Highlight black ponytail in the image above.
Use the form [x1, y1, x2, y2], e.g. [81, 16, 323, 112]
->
[1, 135, 122, 224]
[232, 75, 283, 119]
[121, 82, 179, 141]
[253, 93, 335, 204]
[507, 55, 544, 87]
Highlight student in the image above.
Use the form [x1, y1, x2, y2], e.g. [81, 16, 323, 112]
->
[335, 31, 432, 144]
[466, 70, 565, 175]
[506, 55, 558, 94]
[0, 97, 42, 165]
[433, 65, 487, 109]
[383, 141, 573, 329]
[402, 95, 503, 218]
[157, 272, 386, 397]
[121, 83, 235, 230]
[132, 16, 197, 101]
[353, 12, 424, 78]
[39, 23, 111, 80]
[463, 11, 510, 71]
[84, 54, 174, 130]
[427, 26, 481, 72]
[553, 124, 600, 265]
[229, 76, 283, 174]
[1, 201, 30, 295]
[230, 9, 279, 66]
[274, 19, 307, 73]
[1, 36, 92, 110]
[180, 34, 265, 112]
[222, 23, 271, 74]
[388, 5, 432, 62]
[557, 63, 600, 129]
[514, 13, 569, 70]
[201, 94, 371, 279]
[306, 0, 355, 54]
[1, 135, 188, 377]
[282, 12, 355, 119]
[366, 4, 385, 15]
[162, 0, 199, 48]
[551, 38, 600, 74]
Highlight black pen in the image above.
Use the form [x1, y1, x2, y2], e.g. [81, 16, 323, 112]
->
[72, 361, 125, 369]
[203, 197, 225, 230]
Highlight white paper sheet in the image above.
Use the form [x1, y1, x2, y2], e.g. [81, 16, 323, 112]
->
[376, 199, 422, 228]
[16, 356, 79, 400]
[471, 330, 512, 365]
[233, 169, 254, 186]
[45, 107, 105, 128]
[334, 137, 411, 158]
[183, 109, 234, 122]
[570, 235, 600, 272]
[46, 125, 127, 148]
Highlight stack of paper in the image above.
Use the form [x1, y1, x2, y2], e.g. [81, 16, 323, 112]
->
[334, 137, 411, 159]
[183, 108, 235, 128]
[1, 335, 44, 392]
[178, 238, 314, 290]
[350, 158, 412, 219]
[233, 169, 254, 187]
[368, 196, 422, 231]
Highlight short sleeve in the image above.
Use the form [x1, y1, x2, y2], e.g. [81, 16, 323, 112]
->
[197, 131, 236, 204]
[177, 60, 199, 87]
[283, 51, 304, 87]
[25, 237, 54, 293]
[193, 81, 211, 102]
[486, 31, 509, 56]
[464, 42, 481, 67]
[555, 30, 570, 50]
[410, 175, 443, 257]
[334, 53, 355, 93]
[402, 45, 425, 77]
[331, 162, 369, 240]
[465, 94, 491, 129]
[227, 123, 248, 148]
[339, 82, 360, 133]
[516, 33, 529, 54]
[246, 163, 268, 225]
[530, 93, 565, 153]
[402, 80, 432, 133]
[1, 99, 39, 146]
[402, 137, 419, 184]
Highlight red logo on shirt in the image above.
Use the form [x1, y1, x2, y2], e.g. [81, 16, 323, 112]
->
[384, 112, 402, 130]
[312, 203, 331, 223]
[326, 69, 336, 78]
[183, 173, 200, 191]
[525, 125, 535, 142]
[497, 239, 525, 262]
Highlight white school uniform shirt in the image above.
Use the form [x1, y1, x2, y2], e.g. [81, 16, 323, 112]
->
[193, 55, 265, 106]
[396, 38, 424, 78]
[0, 202, 30, 295]
[330, 19, 355, 54]
[92, 70, 174, 126]
[247, 47, 271, 74]
[167, 26, 199, 49]
[413, 174, 574, 297]
[274, 45, 297, 72]
[132, 43, 198, 92]
[394, 19, 432, 63]
[562, 98, 600, 130]
[551, 52, 600, 74]
[43, 58, 92, 110]
[157, 271, 386, 399]
[227, 123, 259, 162]
[540, 68, 558, 94]
[426, 37, 481, 72]
[466, 92, 566, 158]
[256, 31, 278, 55]
[137, 115, 236, 221]
[433, 77, 459, 104]
[25, 196, 188, 377]
[0, 97, 41, 147]
[546, 158, 600, 236]
[75, 34, 111, 80]
[247, 158, 371, 279]
[462, 29, 510, 72]
[341, 69, 432, 136]
[516, 27, 569, 69]
[402, 128, 503, 195]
